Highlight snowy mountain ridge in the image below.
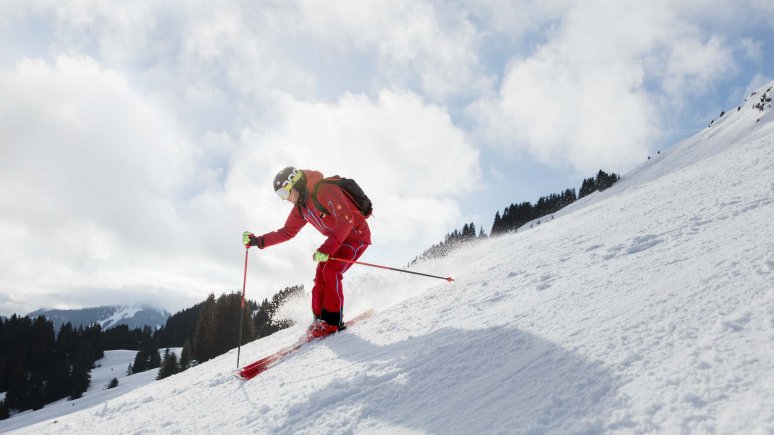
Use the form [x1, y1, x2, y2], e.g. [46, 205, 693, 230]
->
[27, 304, 171, 331]
[9, 81, 774, 434]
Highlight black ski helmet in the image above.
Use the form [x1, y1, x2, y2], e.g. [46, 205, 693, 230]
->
[273, 166, 305, 197]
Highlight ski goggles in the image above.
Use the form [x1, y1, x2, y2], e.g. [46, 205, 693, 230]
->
[275, 170, 304, 200]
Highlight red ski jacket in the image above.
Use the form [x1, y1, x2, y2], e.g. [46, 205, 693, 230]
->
[260, 170, 372, 255]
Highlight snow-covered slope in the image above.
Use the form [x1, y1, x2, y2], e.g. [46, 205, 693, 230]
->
[13, 83, 774, 434]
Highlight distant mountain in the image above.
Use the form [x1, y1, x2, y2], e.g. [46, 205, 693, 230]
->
[27, 305, 171, 331]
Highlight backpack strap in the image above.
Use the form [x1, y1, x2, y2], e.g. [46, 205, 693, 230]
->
[296, 185, 309, 219]
[312, 178, 334, 215]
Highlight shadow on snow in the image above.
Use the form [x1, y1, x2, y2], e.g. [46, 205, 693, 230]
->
[273, 325, 619, 434]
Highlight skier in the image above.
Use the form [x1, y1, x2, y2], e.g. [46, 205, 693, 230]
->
[242, 167, 371, 338]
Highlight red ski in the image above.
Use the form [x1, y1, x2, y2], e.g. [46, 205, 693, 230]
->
[234, 310, 374, 380]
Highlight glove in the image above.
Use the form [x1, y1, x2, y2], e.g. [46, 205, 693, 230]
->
[312, 251, 329, 262]
[242, 231, 264, 249]
[242, 231, 252, 246]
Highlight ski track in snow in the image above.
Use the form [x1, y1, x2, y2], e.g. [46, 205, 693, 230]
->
[5, 83, 774, 434]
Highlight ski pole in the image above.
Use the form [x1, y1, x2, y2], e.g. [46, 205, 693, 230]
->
[330, 257, 454, 282]
[237, 247, 249, 368]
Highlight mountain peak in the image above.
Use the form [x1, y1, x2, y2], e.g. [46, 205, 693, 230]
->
[27, 304, 171, 331]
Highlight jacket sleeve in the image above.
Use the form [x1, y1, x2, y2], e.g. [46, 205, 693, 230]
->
[316, 183, 357, 255]
[260, 206, 307, 248]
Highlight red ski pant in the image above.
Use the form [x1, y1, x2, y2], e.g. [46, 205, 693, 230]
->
[312, 240, 368, 317]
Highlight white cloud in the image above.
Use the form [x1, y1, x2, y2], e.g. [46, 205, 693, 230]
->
[661, 36, 735, 96]
[0, 56, 193, 243]
[0, 1, 490, 316]
[739, 37, 763, 62]
[293, 0, 495, 100]
[19, 0, 493, 105]
[0, 55, 211, 314]
[467, 0, 740, 174]
[456, 0, 564, 39]
[489, 166, 504, 181]
[0, 53, 480, 315]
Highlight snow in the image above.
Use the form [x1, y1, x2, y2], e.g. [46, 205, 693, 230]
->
[97, 305, 169, 330]
[98, 306, 143, 329]
[5, 82, 774, 433]
[0, 349, 180, 432]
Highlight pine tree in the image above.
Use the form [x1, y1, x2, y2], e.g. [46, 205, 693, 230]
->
[29, 373, 47, 411]
[103, 325, 143, 351]
[0, 319, 5, 393]
[157, 348, 179, 380]
[492, 211, 502, 234]
[56, 322, 76, 360]
[83, 323, 104, 360]
[69, 343, 92, 400]
[464, 223, 476, 239]
[267, 286, 303, 332]
[254, 299, 273, 339]
[179, 339, 193, 371]
[130, 326, 158, 374]
[45, 359, 70, 403]
[154, 301, 206, 348]
[107, 378, 119, 389]
[5, 364, 28, 410]
[132, 348, 148, 373]
[596, 170, 610, 190]
[148, 346, 162, 370]
[212, 294, 240, 357]
[237, 297, 255, 346]
[29, 316, 55, 373]
[193, 294, 216, 363]
[0, 398, 9, 420]
[579, 177, 596, 198]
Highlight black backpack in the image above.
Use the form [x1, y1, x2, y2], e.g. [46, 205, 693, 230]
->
[312, 176, 373, 218]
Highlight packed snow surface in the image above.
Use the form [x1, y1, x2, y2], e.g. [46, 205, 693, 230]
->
[10, 83, 774, 433]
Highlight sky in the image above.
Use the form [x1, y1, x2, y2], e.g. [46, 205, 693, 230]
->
[1, 0, 772, 317]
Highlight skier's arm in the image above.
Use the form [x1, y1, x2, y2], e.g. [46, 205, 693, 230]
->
[260, 207, 307, 248]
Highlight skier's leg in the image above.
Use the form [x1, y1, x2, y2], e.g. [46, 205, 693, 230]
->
[320, 241, 368, 325]
[311, 262, 325, 318]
